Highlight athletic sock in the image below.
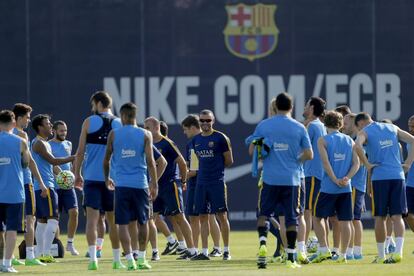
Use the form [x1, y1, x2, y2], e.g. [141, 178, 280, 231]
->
[138, 251, 146, 259]
[377, 242, 385, 259]
[26, 246, 35, 260]
[178, 240, 186, 249]
[346, 247, 353, 256]
[297, 241, 306, 253]
[4, 259, 11, 267]
[395, 237, 404, 256]
[96, 238, 104, 249]
[35, 222, 47, 256]
[354, 246, 362, 255]
[166, 235, 176, 244]
[286, 230, 297, 262]
[43, 219, 59, 256]
[125, 253, 133, 261]
[202, 248, 208, 256]
[332, 247, 339, 254]
[385, 236, 391, 249]
[89, 245, 97, 262]
[223, 246, 229, 253]
[258, 226, 268, 246]
[113, 248, 121, 262]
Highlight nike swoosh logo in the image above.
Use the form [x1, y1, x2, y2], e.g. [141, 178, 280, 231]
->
[224, 163, 261, 182]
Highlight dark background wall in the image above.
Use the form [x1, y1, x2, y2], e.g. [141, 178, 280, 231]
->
[1, 0, 413, 230]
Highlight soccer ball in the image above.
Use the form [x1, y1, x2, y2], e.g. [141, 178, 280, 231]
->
[56, 170, 75, 190]
[306, 236, 319, 253]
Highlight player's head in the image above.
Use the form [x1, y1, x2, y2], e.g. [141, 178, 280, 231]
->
[199, 109, 215, 133]
[120, 102, 137, 125]
[275, 92, 293, 113]
[303, 96, 326, 119]
[324, 111, 343, 130]
[0, 110, 16, 131]
[354, 112, 372, 130]
[160, 121, 168, 137]
[12, 103, 32, 129]
[335, 105, 351, 117]
[268, 98, 277, 117]
[32, 114, 53, 137]
[144, 116, 160, 136]
[53, 120, 67, 141]
[181, 114, 200, 139]
[408, 115, 414, 135]
[343, 113, 356, 136]
[90, 91, 112, 113]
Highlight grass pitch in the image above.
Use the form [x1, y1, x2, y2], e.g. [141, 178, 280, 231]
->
[12, 230, 414, 275]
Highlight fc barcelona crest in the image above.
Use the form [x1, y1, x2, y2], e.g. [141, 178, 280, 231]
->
[223, 3, 279, 61]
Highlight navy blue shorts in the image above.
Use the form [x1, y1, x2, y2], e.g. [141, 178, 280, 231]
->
[185, 183, 198, 216]
[0, 203, 24, 232]
[83, 180, 114, 212]
[258, 183, 299, 227]
[115, 187, 150, 225]
[406, 186, 414, 214]
[352, 188, 365, 220]
[153, 181, 184, 216]
[305, 176, 321, 210]
[35, 188, 59, 219]
[314, 192, 353, 221]
[371, 179, 407, 217]
[194, 181, 228, 215]
[274, 179, 305, 216]
[57, 188, 78, 213]
[24, 184, 36, 216]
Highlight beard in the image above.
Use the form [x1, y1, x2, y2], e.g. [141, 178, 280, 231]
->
[56, 135, 66, 141]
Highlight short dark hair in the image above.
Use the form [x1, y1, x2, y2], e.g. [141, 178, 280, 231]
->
[354, 112, 371, 127]
[275, 92, 292, 111]
[309, 97, 326, 117]
[52, 120, 66, 130]
[90, 91, 112, 108]
[324, 111, 343, 129]
[31, 114, 50, 133]
[335, 105, 351, 117]
[181, 114, 200, 129]
[160, 121, 168, 136]
[0, 110, 15, 124]
[120, 102, 137, 120]
[12, 103, 32, 119]
[380, 118, 393, 124]
[200, 109, 214, 117]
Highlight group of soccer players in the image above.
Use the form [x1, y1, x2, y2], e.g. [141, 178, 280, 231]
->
[251, 92, 414, 269]
[1, 90, 414, 272]
[0, 91, 235, 272]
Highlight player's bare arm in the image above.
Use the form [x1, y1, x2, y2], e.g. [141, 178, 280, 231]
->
[318, 137, 340, 186]
[155, 155, 167, 181]
[74, 118, 89, 188]
[32, 139, 75, 166]
[145, 131, 158, 200]
[397, 127, 414, 172]
[103, 130, 115, 191]
[345, 142, 361, 181]
[355, 130, 376, 170]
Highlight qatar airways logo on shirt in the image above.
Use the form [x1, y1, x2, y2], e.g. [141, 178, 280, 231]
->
[0, 157, 11, 165]
[379, 139, 393, 149]
[121, 149, 136, 158]
[334, 153, 346, 162]
[197, 149, 215, 158]
[273, 142, 289, 151]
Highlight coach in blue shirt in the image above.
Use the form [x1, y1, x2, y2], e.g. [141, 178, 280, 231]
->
[251, 92, 313, 269]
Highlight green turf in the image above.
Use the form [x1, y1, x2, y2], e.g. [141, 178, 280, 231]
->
[11, 230, 414, 275]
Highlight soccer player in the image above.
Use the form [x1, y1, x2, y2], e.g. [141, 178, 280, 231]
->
[190, 109, 234, 261]
[404, 115, 414, 251]
[31, 114, 75, 263]
[0, 110, 31, 273]
[129, 145, 166, 261]
[74, 91, 123, 270]
[12, 103, 48, 266]
[342, 113, 367, 259]
[311, 111, 360, 264]
[181, 114, 223, 256]
[104, 102, 158, 270]
[49, 120, 79, 255]
[252, 93, 312, 268]
[144, 116, 197, 260]
[302, 97, 327, 251]
[355, 112, 414, 263]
